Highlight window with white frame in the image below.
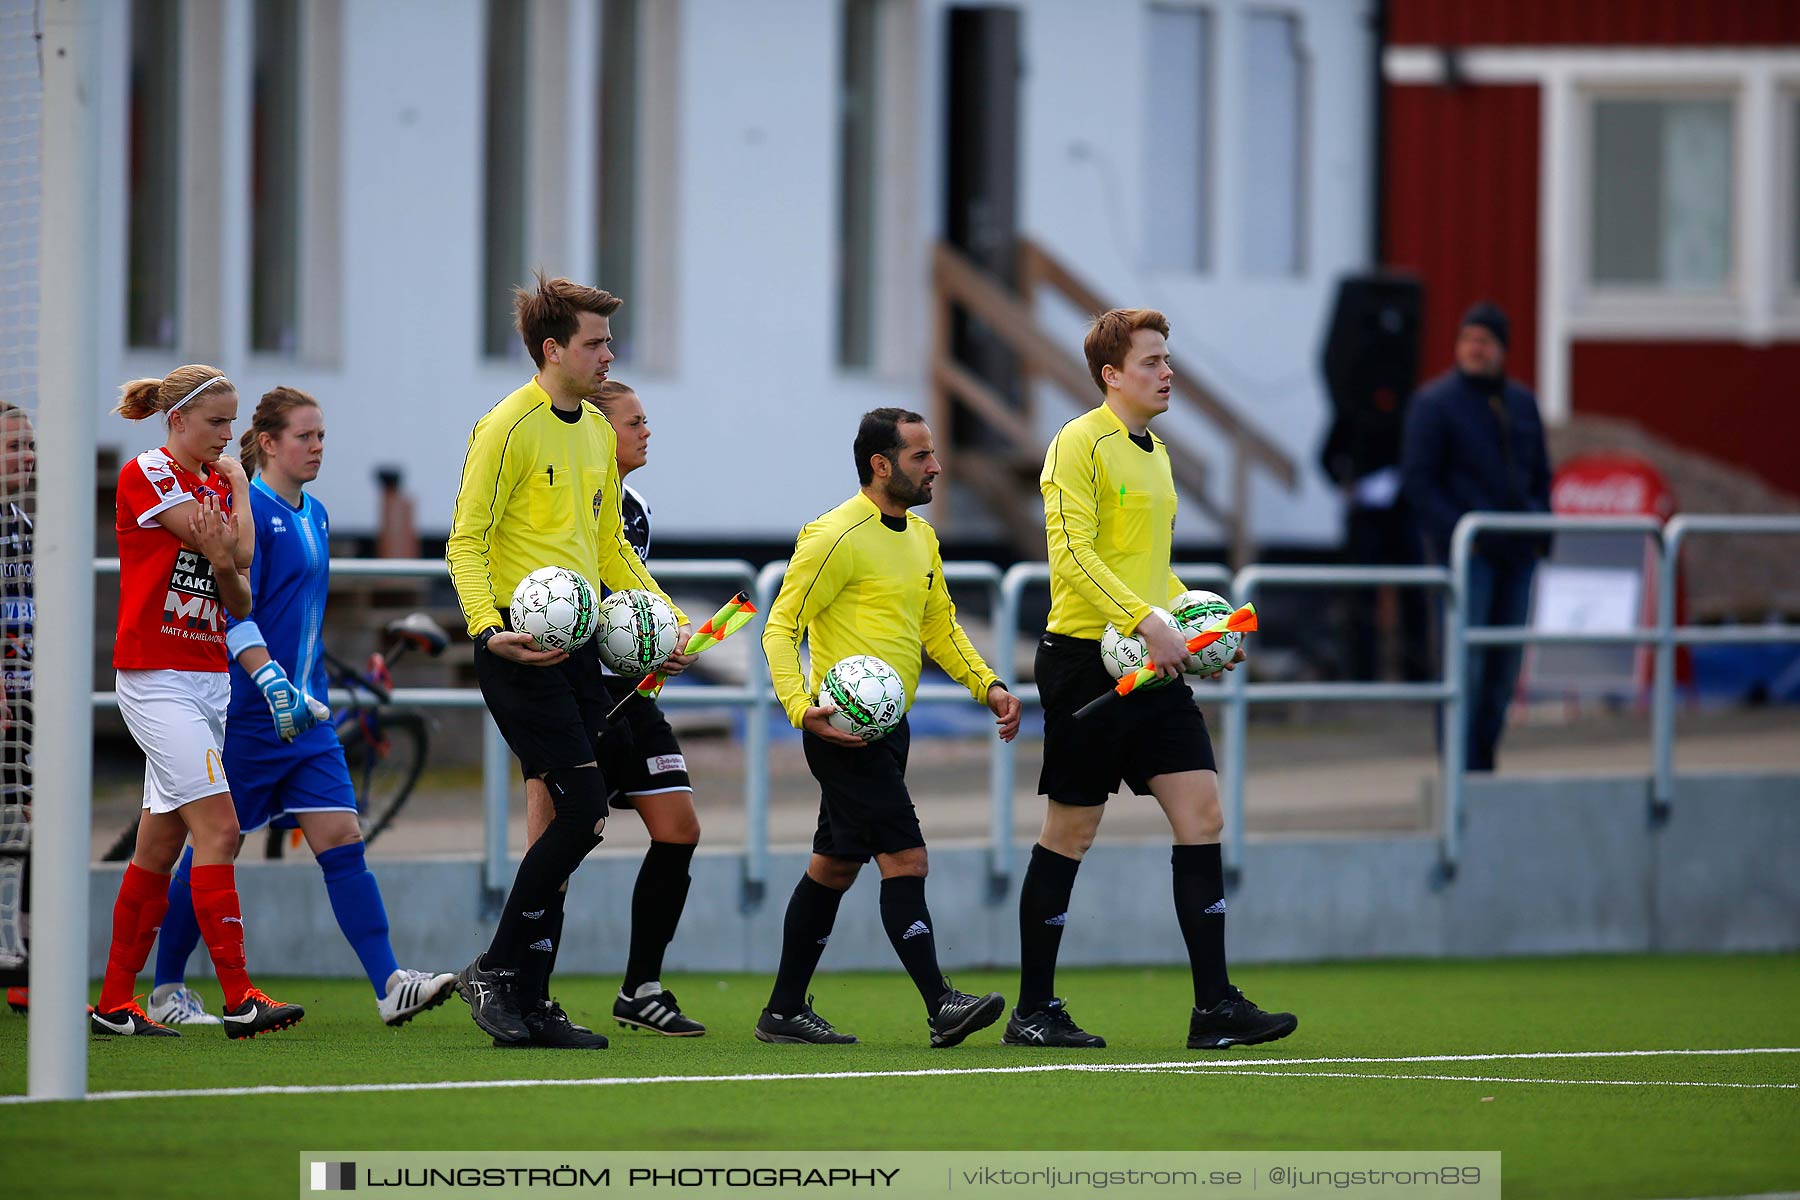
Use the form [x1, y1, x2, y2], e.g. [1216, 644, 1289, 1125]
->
[1240, 10, 1308, 276]
[597, 0, 640, 359]
[1145, 3, 1213, 273]
[251, 0, 302, 355]
[482, 0, 530, 359]
[127, 0, 181, 350]
[1589, 97, 1734, 291]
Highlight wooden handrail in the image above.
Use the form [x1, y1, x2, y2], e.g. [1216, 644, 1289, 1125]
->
[930, 238, 1303, 563]
[1019, 239, 1300, 489]
[932, 244, 1106, 405]
[932, 243, 1225, 527]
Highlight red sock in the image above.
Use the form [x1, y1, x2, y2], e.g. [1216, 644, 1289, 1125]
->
[98, 863, 171, 1013]
[189, 864, 254, 1009]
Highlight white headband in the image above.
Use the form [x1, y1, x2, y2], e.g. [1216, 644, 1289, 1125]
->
[168, 375, 228, 415]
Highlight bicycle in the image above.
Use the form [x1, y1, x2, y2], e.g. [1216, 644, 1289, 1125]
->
[102, 613, 451, 863]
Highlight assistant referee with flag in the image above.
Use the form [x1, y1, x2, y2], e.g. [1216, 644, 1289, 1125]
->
[446, 274, 689, 1049]
[1011, 308, 1295, 1052]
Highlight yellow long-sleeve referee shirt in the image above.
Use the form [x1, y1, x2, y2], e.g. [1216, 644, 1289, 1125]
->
[1041, 403, 1187, 641]
[446, 378, 685, 637]
[763, 491, 1001, 728]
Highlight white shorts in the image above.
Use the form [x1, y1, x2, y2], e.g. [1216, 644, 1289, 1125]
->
[115, 669, 231, 814]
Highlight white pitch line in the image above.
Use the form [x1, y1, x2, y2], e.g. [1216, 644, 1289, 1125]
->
[3, 1047, 1796, 1106]
[1121, 1048, 1800, 1069]
[1155, 1069, 1800, 1090]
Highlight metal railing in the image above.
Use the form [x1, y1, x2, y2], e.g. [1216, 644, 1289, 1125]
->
[1651, 514, 1800, 821]
[1441, 514, 1665, 877]
[1220, 564, 1454, 884]
[85, 514, 1800, 905]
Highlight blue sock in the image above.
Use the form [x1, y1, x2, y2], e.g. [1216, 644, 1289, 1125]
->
[153, 846, 202, 989]
[316, 841, 400, 995]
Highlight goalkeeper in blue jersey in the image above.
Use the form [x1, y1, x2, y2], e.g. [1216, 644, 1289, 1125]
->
[147, 388, 456, 1028]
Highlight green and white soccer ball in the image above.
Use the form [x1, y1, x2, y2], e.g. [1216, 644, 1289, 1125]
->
[1169, 589, 1240, 675]
[818, 654, 907, 742]
[1099, 607, 1178, 680]
[509, 565, 598, 652]
[595, 589, 680, 676]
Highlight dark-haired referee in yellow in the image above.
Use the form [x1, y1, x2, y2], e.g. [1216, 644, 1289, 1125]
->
[1011, 308, 1297, 1051]
[446, 274, 689, 1050]
[756, 408, 1020, 1047]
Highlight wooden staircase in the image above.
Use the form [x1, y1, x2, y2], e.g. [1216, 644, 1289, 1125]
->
[929, 239, 1299, 565]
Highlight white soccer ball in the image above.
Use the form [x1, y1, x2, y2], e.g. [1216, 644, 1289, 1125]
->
[509, 565, 598, 652]
[1169, 589, 1241, 675]
[1099, 607, 1178, 680]
[817, 654, 908, 743]
[594, 589, 680, 676]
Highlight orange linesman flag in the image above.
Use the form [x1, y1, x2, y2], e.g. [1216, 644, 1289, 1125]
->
[1074, 603, 1258, 721]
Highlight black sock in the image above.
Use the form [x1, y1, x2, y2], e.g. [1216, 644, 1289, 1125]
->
[518, 887, 567, 1008]
[487, 817, 601, 969]
[1172, 843, 1230, 1009]
[624, 840, 696, 995]
[878, 875, 946, 1014]
[1017, 843, 1081, 1013]
[766, 875, 846, 1016]
[543, 888, 567, 981]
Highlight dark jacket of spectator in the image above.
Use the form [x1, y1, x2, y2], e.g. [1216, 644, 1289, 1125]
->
[1401, 369, 1552, 563]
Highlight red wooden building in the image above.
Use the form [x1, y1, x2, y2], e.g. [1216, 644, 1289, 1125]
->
[1381, 0, 1800, 496]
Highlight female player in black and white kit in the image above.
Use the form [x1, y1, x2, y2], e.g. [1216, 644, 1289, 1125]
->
[518, 378, 706, 1037]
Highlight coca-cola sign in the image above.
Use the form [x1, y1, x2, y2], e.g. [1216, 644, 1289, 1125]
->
[1551, 454, 1673, 517]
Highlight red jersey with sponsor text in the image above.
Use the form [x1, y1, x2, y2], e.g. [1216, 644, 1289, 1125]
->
[114, 448, 232, 671]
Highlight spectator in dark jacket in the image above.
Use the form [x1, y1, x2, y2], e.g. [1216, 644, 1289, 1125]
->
[1402, 302, 1552, 771]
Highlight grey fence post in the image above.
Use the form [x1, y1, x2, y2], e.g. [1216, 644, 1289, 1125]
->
[1222, 567, 1255, 887]
[1652, 518, 1684, 826]
[1440, 522, 1474, 884]
[744, 561, 787, 912]
[481, 714, 510, 912]
[986, 565, 1033, 901]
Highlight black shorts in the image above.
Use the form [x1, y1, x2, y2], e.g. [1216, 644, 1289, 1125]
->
[476, 638, 615, 782]
[512, 676, 690, 808]
[804, 716, 924, 863]
[1035, 632, 1217, 807]
[595, 675, 690, 803]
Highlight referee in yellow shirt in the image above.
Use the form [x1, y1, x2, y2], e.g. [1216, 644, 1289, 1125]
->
[445, 274, 689, 1049]
[756, 409, 1019, 1047]
[1009, 308, 1297, 1051]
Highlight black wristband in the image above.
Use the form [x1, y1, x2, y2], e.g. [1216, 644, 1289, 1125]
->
[474, 626, 502, 653]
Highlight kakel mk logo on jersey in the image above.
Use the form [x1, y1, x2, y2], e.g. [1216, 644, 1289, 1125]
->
[164, 546, 223, 633]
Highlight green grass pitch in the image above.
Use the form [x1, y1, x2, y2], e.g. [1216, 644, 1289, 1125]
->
[2, 955, 1796, 1199]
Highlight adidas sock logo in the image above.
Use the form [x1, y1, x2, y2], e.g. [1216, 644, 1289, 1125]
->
[902, 920, 930, 940]
[528, 938, 554, 952]
[1203, 899, 1227, 915]
[1045, 912, 1068, 926]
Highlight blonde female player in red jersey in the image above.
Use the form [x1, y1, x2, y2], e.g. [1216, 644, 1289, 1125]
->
[93, 364, 304, 1038]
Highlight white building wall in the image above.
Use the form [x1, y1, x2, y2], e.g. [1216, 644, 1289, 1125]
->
[86, 0, 1369, 546]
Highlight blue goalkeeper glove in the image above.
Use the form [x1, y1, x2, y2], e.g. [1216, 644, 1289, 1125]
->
[251, 659, 316, 743]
